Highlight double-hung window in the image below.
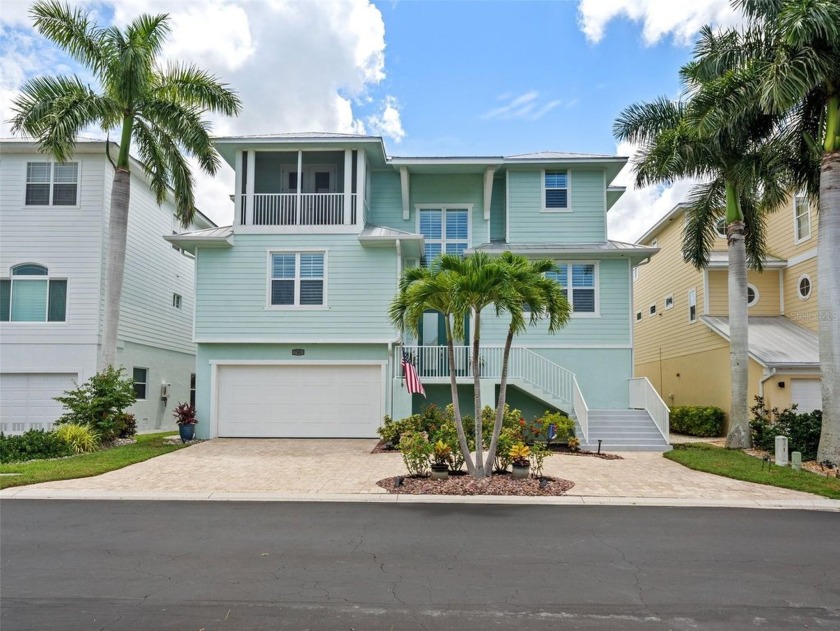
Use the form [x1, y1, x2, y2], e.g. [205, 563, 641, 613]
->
[544, 170, 569, 211]
[794, 195, 811, 243]
[0, 264, 67, 322]
[26, 162, 78, 206]
[270, 252, 325, 307]
[547, 263, 597, 315]
[419, 207, 469, 267]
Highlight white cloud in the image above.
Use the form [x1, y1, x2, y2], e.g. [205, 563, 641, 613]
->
[607, 141, 703, 242]
[481, 91, 567, 122]
[0, 0, 393, 227]
[367, 95, 404, 142]
[577, 0, 745, 46]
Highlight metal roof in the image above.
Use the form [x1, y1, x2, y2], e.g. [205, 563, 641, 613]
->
[701, 316, 819, 368]
[506, 151, 622, 160]
[359, 225, 423, 239]
[468, 241, 659, 260]
[706, 251, 787, 269]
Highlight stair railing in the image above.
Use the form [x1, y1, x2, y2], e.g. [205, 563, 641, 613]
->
[628, 377, 670, 440]
[571, 376, 589, 444]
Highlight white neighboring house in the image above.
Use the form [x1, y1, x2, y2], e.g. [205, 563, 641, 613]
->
[0, 139, 214, 434]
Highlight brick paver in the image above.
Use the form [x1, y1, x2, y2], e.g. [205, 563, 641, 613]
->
[8, 438, 823, 502]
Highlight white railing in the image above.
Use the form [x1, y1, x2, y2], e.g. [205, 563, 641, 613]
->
[518, 348, 573, 404]
[572, 376, 589, 443]
[243, 193, 357, 226]
[629, 377, 670, 440]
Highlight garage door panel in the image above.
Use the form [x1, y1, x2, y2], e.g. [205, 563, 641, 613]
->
[217, 364, 382, 438]
[0, 373, 77, 433]
[791, 379, 821, 413]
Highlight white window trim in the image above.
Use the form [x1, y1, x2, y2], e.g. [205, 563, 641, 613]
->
[794, 195, 812, 245]
[541, 169, 572, 213]
[664, 293, 674, 310]
[688, 288, 697, 323]
[2, 263, 68, 324]
[265, 249, 329, 310]
[172, 293, 182, 309]
[632, 267, 639, 282]
[415, 204, 473, 266]
[24, 160, 81, 208]
[649, 303, 657, 317]
[747, 283, 760, 308]
[635, 310, 642, 322]
[714, 218, 727, 239]
[553, 261, 599, 318]
[797, 274, 812, 301]
[133, 367, 149, 401]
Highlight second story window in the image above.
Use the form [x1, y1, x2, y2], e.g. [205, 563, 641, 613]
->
[688, 288, 697, 323]
[543, 170, 568, 211]
[270, 252, 325, 307]
[419, 207, 469, 267]
[548, 263, 597, 315]
[26, 162, 78, 206]
[0, 264, 67, 322]
[794, 195, 811, 243]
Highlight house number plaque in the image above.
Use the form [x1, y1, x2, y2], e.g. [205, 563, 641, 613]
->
[292, 348, 305, 356]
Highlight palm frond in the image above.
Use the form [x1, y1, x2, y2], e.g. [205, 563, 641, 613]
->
[152, 63, 242, 116]
[30, 1, 106, 74]
[139, 99, 220, 174]
[682, 180, 726, 269]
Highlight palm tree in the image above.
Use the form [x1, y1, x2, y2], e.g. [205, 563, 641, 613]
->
[389, 259, 476, 475]
[10, 1, 241, 369]
[614, 29, 788, 449]
[482, 252, 570, 475]
[690, 0, 840, 462]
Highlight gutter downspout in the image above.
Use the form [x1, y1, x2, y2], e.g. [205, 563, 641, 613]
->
[759, 367, 777, 400]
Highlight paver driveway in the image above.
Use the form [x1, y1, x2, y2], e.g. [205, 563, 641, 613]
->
[2, 438, 829, 504]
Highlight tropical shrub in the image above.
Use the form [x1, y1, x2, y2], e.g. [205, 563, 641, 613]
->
[670, 406, 726, 437]
[173, 403, 198, 425]
[430, 420, 469, 471]
[493, 427, 520, 472]
[53, 423, 100, 454]
[0, 429, 73, 463]
[54, 367, 136, 441]
[567, 436, 581, 452]
[116, 412, 137, 438]
[399, 431, 432, 476]
[530, 442, 551, 477]
[750, 397, 822, 461]
[377, 416, 400, 445]
[431, 440, 452, 467]
[508, 442, 531, 467]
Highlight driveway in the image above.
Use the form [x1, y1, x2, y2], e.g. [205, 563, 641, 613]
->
[2, 439, 835, 507]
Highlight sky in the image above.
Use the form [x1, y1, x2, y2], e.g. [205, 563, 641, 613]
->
[0, 0, 747, 241]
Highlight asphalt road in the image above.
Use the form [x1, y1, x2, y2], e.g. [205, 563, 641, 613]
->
[1, 500, 838, 630]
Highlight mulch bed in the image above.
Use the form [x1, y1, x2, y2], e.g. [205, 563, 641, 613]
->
[371, 440, 622, 460]
[377, 471, 575, 496]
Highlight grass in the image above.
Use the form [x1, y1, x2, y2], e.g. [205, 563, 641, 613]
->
[0, 432, 188, 490]
[665, 443, 840, 500]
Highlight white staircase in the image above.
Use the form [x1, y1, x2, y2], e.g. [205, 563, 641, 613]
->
[582, 409, 671, 452]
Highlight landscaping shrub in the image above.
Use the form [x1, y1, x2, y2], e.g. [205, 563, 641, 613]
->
[750, 396, 822, 461]
[430, 420, 470, 471]
[399, 431, 432, 476]
[530, 411, 575, 444]
[670, 406, 726, 437]
[116, 412, 137, 438]
[54, 367, 136, 441]
[0, 429, 73, 463]
[53, 423, 100, 454]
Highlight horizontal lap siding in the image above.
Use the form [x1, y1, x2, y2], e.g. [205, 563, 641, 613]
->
[112, 170, 198, 355]
[507, 169, 606, 244]
[479, 258, 631, 347]
[368, 171, 407, 231]
[707, 269, 781, 317]
[0, 153, 105, 346]
[490, 176, 506, 241]
[195, 235, 398, 339]
[784, 257, 818, 331]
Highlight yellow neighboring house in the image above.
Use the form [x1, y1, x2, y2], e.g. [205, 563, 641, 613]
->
[633, 195, 821, 418]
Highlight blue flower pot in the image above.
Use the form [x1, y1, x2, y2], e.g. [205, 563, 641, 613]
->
[179, 424, 196, 443]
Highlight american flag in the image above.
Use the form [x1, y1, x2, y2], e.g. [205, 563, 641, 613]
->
[401, 351, 426, 397]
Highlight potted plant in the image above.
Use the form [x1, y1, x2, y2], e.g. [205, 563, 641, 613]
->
[509, 442, 531, 479]
[430, 440, 452, 480]
[173, 402, 198, 442]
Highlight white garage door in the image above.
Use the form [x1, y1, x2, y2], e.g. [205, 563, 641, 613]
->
[791, 379, 821, 413]
[217, 364, 383, 437]
[0, 373, 77, 433]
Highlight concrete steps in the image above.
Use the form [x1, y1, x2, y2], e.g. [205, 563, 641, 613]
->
[581, 409, 671, 452]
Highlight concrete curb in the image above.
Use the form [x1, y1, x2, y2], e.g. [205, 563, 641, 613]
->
[1, 487, 838, 511]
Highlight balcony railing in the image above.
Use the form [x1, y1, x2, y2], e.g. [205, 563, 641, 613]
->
[240, 193, 358, 226]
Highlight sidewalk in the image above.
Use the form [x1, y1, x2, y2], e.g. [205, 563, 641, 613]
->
[1, 438, 838, 510]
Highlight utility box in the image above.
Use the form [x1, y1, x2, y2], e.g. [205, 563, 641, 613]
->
[775, 435, 789, 466]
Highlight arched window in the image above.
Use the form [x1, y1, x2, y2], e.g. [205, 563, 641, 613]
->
[0, 264, 67, 322]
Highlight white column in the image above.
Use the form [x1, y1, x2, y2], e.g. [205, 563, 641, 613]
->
[245, 150, 255, 226]
[344, 149, 353, 225]
[296, 150, 303, 225]
[234, 150, 243, 226]
[356, 149, 367, 227]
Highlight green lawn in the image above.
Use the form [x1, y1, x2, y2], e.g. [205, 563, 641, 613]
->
[0, 432, 188, 490]
[665, 443, 840, 500]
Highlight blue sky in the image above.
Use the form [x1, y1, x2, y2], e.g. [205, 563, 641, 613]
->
[0, 0, 744, 239]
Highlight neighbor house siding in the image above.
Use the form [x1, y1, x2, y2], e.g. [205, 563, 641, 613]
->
[783, 256, 818, 332]
[707, 269, 781, 317]
[507, 169, 606, 244]
[195, 234, 400, 341]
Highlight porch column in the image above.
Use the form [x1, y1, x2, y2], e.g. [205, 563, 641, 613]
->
[296, 150, 303, 224]
[233, 150, 243, 225]
[343, 149, 353, 225]
[356, 149, 367, 227]
[245, 150, 255, 225]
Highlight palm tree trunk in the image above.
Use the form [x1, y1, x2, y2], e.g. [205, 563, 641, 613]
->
[817, 148, 840, 464]
[472, 311, 485, 478]
[726, 213, 751, 449]
[99, 167, 131, 369]
[484, 327, 515, 473]
[445, 316, 475, 475]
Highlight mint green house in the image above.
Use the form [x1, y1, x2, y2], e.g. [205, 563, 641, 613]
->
[168, 133, 669, 450]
